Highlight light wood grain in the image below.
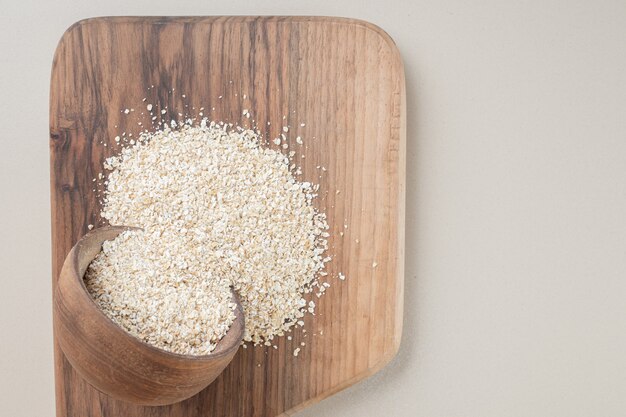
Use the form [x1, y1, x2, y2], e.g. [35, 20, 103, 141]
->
[53, 226, 245, 406]
[50, 16, 405, 417]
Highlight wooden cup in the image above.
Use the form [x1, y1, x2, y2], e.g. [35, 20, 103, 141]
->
[53, 226, 244, 406]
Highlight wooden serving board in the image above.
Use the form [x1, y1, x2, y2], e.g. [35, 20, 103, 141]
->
[50, 16, 405, 417]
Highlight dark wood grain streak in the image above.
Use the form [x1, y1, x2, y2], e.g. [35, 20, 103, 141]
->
[50, 16, 405, 417]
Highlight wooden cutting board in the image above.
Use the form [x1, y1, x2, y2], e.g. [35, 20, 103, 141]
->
[50, 16, 405, 417]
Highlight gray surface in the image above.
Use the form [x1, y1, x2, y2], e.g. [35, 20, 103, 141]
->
[2, 0, 626, 416]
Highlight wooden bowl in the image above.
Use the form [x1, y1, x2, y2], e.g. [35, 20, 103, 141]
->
[53, 226, 245, 406]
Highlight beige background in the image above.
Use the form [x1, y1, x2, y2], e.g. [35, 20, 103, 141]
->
[2, 0, 626, 416]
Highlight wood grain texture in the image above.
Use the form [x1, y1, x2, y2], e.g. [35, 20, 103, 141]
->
[50, 16, 405, 417]
[54, 226, 245, 406]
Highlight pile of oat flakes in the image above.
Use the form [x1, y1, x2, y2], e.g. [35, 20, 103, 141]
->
[85, 118, 331, 355]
